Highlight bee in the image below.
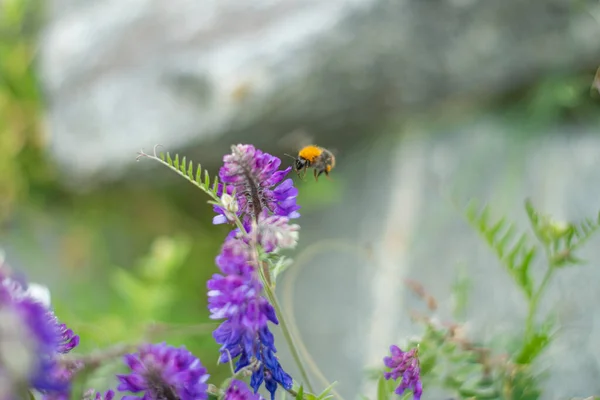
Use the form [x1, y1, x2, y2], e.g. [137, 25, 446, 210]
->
[285, 145, 336, 182]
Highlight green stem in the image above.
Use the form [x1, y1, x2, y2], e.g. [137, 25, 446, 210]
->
[523, 265, 555, 346]
[261, 267, 315, 394]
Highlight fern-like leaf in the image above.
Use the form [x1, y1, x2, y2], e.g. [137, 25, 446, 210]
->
[525, 199, 600, 267]
[566, 211, 600, 251]
[465, 200, 536, 299]
[136, 145, 221, 202]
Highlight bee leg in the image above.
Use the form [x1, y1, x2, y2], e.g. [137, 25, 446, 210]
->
[324, 171, 333, 181]
[314, 169, 320, 182]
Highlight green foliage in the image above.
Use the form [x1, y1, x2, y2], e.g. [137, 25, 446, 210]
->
[451, 262, 471, 320]
[499, 71, 600, 134]
[451, 199, 600, 398]
[288, 380, 338, 400]
[0, 0, 60, 223]
[410, 324, 501, 399]
[465, 200, 536, 299]
[514, 313, 555, 365]
[137, 146, 222, 203]
[524, 199, 600, 267]
[465, 199, 599, 366]
[497, 366, 543, 400]
[376, 374, 390, 400]
[110, 235, 192, 332]
[314, 382, 338, 400]
[390, 195, 600, 399]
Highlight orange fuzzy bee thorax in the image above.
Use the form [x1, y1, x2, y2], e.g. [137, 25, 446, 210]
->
[298, 145, 322, 162]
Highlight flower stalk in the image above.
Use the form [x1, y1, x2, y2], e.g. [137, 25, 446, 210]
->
[258, 260, 314, 394]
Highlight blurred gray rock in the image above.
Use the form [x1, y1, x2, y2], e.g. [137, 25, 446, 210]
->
[38, 0, 600, 187]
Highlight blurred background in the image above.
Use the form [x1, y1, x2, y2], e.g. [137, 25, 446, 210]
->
[2, 0, 600, 398]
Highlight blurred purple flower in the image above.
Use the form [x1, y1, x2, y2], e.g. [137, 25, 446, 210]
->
[0, 267, 79, 398]
[116, 342, 209, 400]
[213, 144, 300, 225]
[76, 389, 116, 400]
[207, 237, 293, 399]
[223, 379, 264, 400]
[383, 345, 423, 400]
[40, 359, 84, 400]
[93, 390, 115, 400]
[51, 315, 80, 354]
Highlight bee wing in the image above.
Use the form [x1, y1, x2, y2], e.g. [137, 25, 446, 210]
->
[277, 128, 315, 150]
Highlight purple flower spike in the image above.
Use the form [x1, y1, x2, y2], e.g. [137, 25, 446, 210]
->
[224, 379, 264, 400]
[214, 144, 301, 225]
[116, 342, 209, 400]
[383, 345, 423, 400]
[208, 237, 293, 399]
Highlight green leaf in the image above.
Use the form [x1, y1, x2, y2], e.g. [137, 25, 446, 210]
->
[451, 262, 471, 319]
[459, 385, 499, 399]
[316, 381, 338, 399]
[465, 200, 535, 299]
[570, 214, 600, 250]
[296, 385, 304, 400]
[187, 160, 193, 176]
[271, 256, 294, 282]
[515, 330, 552, 364]
[377, 375, 389, 400]
[503, 366, 543, 400]
[458, 374, 497, 398]
[138, 236, 191, 281]
[137, 146, 221, 202]
[526, 199, 600, 268]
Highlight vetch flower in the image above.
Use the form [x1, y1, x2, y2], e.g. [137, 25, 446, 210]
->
[81, 389, 115, 400]
[207, 237, 293, 399]
[93, 390, 115, 400]
[116, 342, 209, 400]
[213, 144, 300, 225]
[254, 215, 299, 253]
[223, 379, 264, 400]
[207, 238, 275, 332]
[383, 345, 423, 400]
[220, 192, 240, 223]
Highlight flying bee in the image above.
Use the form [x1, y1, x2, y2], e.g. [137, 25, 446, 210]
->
[285, 145, 336, 182]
